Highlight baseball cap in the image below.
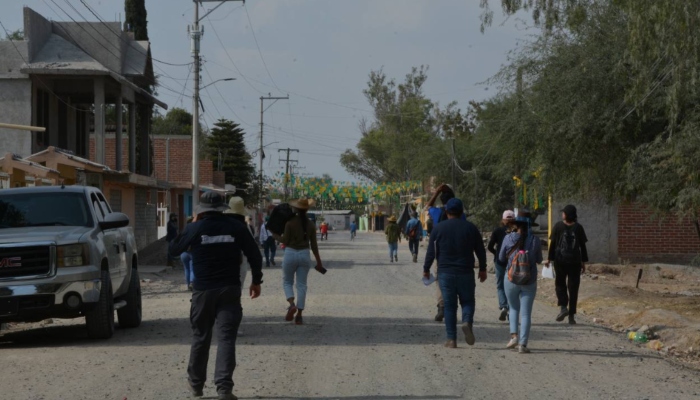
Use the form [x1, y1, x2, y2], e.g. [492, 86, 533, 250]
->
[502, 210, 515, 220]
[445, 198, 464, 214]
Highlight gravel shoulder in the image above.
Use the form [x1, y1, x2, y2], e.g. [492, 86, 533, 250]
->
[1, 231, 699, 399]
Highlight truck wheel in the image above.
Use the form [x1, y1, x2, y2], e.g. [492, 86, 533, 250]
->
[85, 269, 115, 339]
[117, 268, 142, 328]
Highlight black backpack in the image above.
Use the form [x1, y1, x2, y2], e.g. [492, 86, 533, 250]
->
[266, 203, 294, 236]
[556, 224, 581, 264]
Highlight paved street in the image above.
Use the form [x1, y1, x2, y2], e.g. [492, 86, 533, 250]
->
[1, 231, 699, 400]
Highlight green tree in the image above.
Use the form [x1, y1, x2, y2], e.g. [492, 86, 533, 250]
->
[3, 29, 24, 41]
[207, 119, 256, 202]
[125, 0, 148, 41]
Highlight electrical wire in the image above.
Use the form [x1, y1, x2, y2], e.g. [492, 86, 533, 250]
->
[243, 4, 282, 92]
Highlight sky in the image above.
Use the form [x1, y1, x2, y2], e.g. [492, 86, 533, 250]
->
[0, 0, 526, 183]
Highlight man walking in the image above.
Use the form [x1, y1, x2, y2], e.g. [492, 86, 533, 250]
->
[424, 183, 463, 322]
[405, 213, 423, 263]
[487, 210, 515, 321]
[259, 216, 277, 267]
[385, 216, 401, 262]
[350, 220, 357, 241]
[170, 191, 263, 400]
[423, 198, 487, 348]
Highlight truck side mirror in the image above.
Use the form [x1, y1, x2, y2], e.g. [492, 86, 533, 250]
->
[99, 212, 130, 230]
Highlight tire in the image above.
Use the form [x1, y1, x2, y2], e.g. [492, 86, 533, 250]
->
[117, 268, 142, 328]
[85, 269, 115, 339]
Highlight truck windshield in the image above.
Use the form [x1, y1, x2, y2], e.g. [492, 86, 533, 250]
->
[0, 192, 92, 228]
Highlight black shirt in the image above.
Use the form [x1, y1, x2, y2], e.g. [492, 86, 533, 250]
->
[169, 213, 263, 291]
[487, 225, 509, 265]
[548, 221, 589, 263]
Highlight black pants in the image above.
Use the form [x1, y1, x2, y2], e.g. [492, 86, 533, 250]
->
[554, 262, 581, 315]
[408, 238, 420, 256]
[188, 285, 242, 395]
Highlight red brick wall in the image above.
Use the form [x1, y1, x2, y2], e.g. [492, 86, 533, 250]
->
[88, 136, 130, 171]
[213, 171, 225, 188]
[152, 136, 193, 184]
[618, 203, 700, 263]
[200, 160, 213, 186]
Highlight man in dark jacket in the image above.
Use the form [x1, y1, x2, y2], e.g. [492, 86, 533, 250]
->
[423, 198, 487, 349]
[170, 191, 263, 400]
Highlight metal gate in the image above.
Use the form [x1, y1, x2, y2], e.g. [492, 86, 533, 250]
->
[157, 203, 168, 239]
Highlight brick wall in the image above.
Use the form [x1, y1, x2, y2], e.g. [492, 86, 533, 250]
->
[109, 189, 122, 212]
[200, 160, 213, 186]
[213, 171, 225, 188]
[88, 136, 130, 170]
[618, 203, 700, 264]
[134, 187, 158, 250]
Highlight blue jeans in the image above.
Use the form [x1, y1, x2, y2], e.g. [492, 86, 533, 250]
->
[408, 238, 420, 256]
[181, 252, 195, 285]
[494, 262, 509, 310]
[263, 238, 277, 266]
[282, 248, 312, 310]
[388, 242, 398, 259]
[438, 271, 476, 340]
[504, 279, 537, 346]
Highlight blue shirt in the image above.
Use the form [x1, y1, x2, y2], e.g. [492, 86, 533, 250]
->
[405, 217, 423, 238]
[350, 222, 357, 232]
[429, 206, 466, 225]
[498, 232, 543, 280]
[423, 217, 487, 275]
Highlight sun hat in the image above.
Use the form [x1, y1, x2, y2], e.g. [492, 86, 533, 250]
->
[223, 196, 245, 216]
[387, 215, 397, 222]
[502, 210, 515, 220]
[289, 198, 311, 210]
[195, 191, 229, 215]
[445, 198, 464, 214]
[514, 208, 539, 227]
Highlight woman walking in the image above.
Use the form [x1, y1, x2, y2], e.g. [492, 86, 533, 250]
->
[277, 198, 324, 325]
[499, 209, 542, 354]
[546, 204, 588, 325]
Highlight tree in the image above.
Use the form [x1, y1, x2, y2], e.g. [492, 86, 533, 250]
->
[125, 0, 148, 41]
[207, 119, 256, 203]
[3, 29, 24, 41]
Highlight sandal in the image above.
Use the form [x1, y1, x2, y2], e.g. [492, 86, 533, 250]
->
[285, 305, 297, 321]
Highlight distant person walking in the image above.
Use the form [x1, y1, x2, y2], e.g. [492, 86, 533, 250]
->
[487, 210, 515, 321]
[405, 213, 424, 263]
[275, 198, 324, 325]
[320, 222, 329, 241]
[546, 204, 589, 325]
[423, 198, 487, 348]
[166, 213, 178, 267]
[499, 209, 542, 354]
[259, 216, 277, 267]
[424, 183, 462, 322]
[169, 191, 263, 400]
[180, 216, 195, 291]
[385, 215, 401, 262]
[350, 220, 357, 241]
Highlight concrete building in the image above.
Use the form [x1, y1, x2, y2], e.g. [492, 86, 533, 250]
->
[0, 7, 167, 174]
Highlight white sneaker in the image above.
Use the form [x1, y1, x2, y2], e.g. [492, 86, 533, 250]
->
[506, 337, 518, 349]
[518, 345, 531, 354]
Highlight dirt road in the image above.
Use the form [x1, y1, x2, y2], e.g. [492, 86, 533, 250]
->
[2, 232, 699, 399]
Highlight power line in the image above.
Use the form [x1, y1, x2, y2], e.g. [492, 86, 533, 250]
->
[243, 4, 282, 92]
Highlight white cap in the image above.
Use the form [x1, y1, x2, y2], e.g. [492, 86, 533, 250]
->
[502, 210, 515, 220]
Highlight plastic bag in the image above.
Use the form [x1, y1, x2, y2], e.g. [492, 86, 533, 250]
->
[542, 265, 555, 279]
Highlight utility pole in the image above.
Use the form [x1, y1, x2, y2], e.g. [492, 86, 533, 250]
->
[278, 148, 299, 200]
[189, 0, 243, 212]
[451, 133, 456, 189]
[259, 94, 289, 207]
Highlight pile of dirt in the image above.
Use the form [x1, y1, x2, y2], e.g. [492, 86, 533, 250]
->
[138, 238, 172, 266]
[538, 263, 700, 369]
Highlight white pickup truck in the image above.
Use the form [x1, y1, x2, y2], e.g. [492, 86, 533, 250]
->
[0, 185, 141, 339]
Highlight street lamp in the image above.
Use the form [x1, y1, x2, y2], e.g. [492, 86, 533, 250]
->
[192, 77, 236, 212]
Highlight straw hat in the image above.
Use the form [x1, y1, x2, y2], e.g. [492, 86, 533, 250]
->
[387, 215, 397, 222]
[223, 196, 246, 216]
[289, 198, 311, 210]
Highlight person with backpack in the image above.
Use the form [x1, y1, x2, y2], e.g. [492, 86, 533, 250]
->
[405, 213, 424, 263]
[276, 198, 325, 325]
[423, 198, 487, 348]
[385, 216, 401, 262]
[498, 209, 542, 354]
[487, 210, 515, 321]
[546, 204, 589, 325]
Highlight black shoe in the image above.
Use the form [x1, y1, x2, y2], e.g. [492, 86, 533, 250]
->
[395, 255, 398, 262]
[412, 254, 418, 263]
[266, 263, 270, 268]
[435, 305, 444, 322]
[186, 381, 203, 398]
[568, 315, 576, 325]
[462, 322, 475, 346]
[271, 260, 276, 266]
[556, 308, 569, 322]
[499, 308, 508, 321]
[218, 393, 238, 400]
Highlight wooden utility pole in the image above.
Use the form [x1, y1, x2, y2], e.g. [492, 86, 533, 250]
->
[278, 148, 299, 200]
[259, 95, 289, 206]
